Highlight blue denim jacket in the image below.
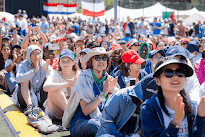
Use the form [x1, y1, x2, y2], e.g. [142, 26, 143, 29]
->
[141, 94, 205, 137]
[114, 69, 148, 89]
[96, 86, 142, 137]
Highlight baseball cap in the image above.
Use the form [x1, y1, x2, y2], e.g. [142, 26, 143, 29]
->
[153, 57, 193, 77]
[87, 41, 100, 49]
[168, 37, 176, 43]
[121, 50, 145, 64]
[11, 44, 21, 51]
[80, 48, 91, 55]
[2, 35, 11, 40]
[55, 37, 66, 42]
[59, 49, 74, 60]
[43, 43, 51, 51]
[117, 40, 127, 45]
[74, 39, 84, 44]
[148, 50, 165, 58]
[187, 41, 198, 53]
[165, 46, 188, 58]
[180, 38, 189, 43]
[109, 43, 122, 50]
[163, 38, 169, 43]
[129, 39, 140, 47]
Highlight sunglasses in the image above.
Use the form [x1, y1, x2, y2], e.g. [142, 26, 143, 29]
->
[32, 39, 38, 42]
[162, 69, 185, 78]
[133, 44, 140, 47]
[94, 55, 108, 61]
[182, 43, 188, 45]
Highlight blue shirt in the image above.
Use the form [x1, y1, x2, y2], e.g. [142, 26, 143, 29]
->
[72, 23, 80, 35]
[114, 69, 148, 89]
[69, 79, 106, 131]
[40, 22, 49, 33]
[152, 22, 161, 35]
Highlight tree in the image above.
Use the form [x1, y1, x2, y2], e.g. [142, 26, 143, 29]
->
[105, 0, 114, 10]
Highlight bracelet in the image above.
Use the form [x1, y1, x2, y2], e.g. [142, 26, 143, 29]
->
[101, 93, 108, 102]
[98, 96, 103, 102]
[33, 70, 36, 74]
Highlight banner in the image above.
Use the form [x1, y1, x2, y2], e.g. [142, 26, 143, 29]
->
[81, 1, 105, 17]
[43, 2, 77, 14]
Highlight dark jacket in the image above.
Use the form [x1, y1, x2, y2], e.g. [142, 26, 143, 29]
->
[141, 94, 205, 137]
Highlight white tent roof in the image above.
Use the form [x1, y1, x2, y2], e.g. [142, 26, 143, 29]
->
[49, 2, 205, 23]
[97, 2, 202, 21]
[184, 12, 205, 25]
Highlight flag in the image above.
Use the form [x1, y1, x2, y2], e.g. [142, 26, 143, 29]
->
[81, 1, 105, 17]
[43, 2, 77, 14]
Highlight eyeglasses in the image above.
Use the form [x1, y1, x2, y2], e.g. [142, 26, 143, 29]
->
[31, 52, 41, 56]
[162, 69, 186, 78]
[182, 43, 188, 45]
[94, 55, 109, 61]
[45, 50, 54, 53]
[32, 39, 38, 42]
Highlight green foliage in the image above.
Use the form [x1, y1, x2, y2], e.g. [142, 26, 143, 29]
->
[105, 0, 114, 10]
[76, 9, 82, 13]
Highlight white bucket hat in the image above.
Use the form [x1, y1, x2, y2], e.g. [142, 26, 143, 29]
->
[82, 47, 113, 62]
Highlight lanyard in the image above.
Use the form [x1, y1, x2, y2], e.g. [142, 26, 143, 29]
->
[91, 70, 107, 86]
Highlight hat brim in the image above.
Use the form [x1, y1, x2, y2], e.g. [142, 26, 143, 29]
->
[153, 60, 193, 78]
[133, 58, 146, 64]
[83, 50, 113, 62]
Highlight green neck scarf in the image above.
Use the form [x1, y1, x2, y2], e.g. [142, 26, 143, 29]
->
[91, 70, 107, 86]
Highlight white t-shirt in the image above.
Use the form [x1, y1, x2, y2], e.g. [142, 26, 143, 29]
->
[99, 26, 105, 34]
[137, 21, 149, 35]
[162, 23, 169, 36]
[20, 19, 28, 30]
[125, 21, 131, 34]
[156, 97, 189, 137]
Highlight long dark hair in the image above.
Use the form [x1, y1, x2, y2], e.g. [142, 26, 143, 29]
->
[157, 86, 193, 117]
[119, 63, 131, 77]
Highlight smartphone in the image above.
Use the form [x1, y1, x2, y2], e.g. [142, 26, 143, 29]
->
[129, 78, 136, 86]
[48, 44, 60, 50]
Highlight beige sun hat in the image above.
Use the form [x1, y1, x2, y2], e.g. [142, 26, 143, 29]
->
[82, 47, 113, 62]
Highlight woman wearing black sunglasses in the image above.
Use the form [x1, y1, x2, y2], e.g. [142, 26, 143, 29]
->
[141, 57, 205, 137]
[62, 47, 119, 137]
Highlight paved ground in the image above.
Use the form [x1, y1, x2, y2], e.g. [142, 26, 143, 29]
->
[0, 111, 13, 137]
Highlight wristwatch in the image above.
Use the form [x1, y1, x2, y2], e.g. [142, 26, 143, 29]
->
[11, 62, 15, 66]
[170, 121, 182, 128]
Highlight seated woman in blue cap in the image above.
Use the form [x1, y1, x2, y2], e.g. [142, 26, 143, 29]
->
[5, 44, 23, 95]
[43, 49, 79, 120]
[62, 47, 118, 137]
[141, 56, 205, 137]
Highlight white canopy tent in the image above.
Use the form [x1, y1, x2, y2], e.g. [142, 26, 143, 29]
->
[49, 2, 205, 23]
[184, 12, 205, 25]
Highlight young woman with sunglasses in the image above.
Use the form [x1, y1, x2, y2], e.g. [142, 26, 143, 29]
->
[141, 57, 205, 137]
[62, 47, 118, 137]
